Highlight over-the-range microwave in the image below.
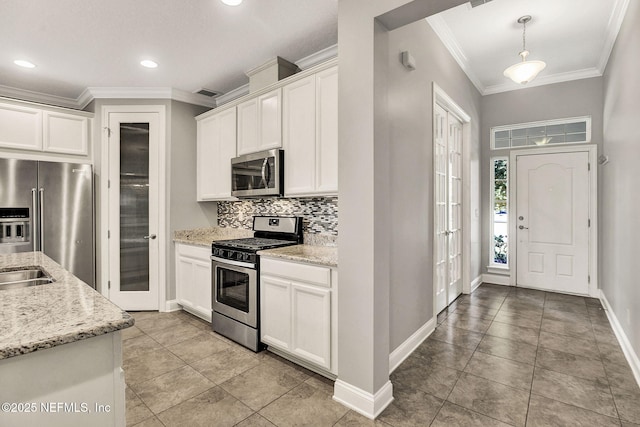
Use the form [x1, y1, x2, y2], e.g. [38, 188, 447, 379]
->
[231, 149, 284, 197]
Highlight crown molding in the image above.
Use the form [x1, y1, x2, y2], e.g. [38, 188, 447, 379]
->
[0, 85, 216, 111]
[0, 84, 83, 110]
[215, 83, 250, 107]
[295, 44, 338, 70]
[483, 67, 603, 95]
[86, 87, 216, 108]
[597, 0, 630, 73]
[426, 15, 486, 95]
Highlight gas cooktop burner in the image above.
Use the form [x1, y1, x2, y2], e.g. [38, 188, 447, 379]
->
[213, 237, 296, 251]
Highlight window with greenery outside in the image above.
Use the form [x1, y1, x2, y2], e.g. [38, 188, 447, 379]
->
[493, 159, 508, 265]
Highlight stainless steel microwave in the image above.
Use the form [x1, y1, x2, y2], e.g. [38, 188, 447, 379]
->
[231, 149, 284, 197]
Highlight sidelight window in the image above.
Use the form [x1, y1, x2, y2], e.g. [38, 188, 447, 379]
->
[491, 158, 508, 267]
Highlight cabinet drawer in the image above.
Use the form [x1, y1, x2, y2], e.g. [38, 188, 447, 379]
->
[261, 257, 330, 287]
[177, 243, 211, 261]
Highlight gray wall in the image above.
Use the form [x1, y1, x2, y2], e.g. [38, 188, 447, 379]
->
[480, 77, 604, 275]
[387, 19, 481, 351]
[602, 0, 640, 358]
[167, 100, 217, 299]
[337, 0, 468, 399]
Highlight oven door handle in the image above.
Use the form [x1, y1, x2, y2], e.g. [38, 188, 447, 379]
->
[211, 255, 255, 269]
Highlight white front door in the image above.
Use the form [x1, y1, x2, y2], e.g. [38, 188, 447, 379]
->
[107, 111, 161, 310]
[435, 104, 463, 314]
[515, 151, 590, 294]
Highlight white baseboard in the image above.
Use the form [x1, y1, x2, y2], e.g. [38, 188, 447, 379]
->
[470, 275, 483, 292]
[164, 299, 181, 312]
[333, 379, 393, 420]
[599, 290, 640, 389]
[482, 273, 511, 286]
[389, 317, 436, 374]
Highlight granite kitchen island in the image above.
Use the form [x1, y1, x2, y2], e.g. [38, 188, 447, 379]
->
[0, 252, 133, 427]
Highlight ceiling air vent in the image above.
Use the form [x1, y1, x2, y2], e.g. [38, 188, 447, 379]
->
[193, 88, 223, 97]
[469, 0, 493, 7]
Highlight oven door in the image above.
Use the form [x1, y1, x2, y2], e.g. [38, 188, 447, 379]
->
[231, 149, 283, 197]
[211, 257, 258, 327]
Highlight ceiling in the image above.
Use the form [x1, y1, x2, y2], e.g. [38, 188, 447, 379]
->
[427, 0, 629, 95]
[0, 0, 630, 109]
[0, 0, 337, 108]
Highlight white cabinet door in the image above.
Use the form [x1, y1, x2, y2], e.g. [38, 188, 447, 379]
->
[282, 66, 338, 197]
[197, 107, 236, 201]
[192, 257, 213, 316]
[283, 75, 316, 195]
[43, 111, 89, 155]
[315, 66, 338, 194]
[175, 244, 212, 322]
[260, 275, 292, 350]
[0, 103, 42, 151]
[257, 88, 282, 151]
[237, 98, 259, 155]
[291, 281, 331, 370]
[237, 88, 282, 155]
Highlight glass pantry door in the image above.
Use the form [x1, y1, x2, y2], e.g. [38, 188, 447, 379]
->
[107, 111, 161, 310]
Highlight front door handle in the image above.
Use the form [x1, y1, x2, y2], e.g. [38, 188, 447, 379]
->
[143, 234, 157, 240]
[518, 225, 529, 230]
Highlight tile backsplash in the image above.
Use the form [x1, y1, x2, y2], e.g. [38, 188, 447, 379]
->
[217, 197, 338, 235]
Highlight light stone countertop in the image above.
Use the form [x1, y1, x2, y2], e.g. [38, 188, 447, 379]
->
[0, 252, 134, 360]
[258, 245, 338, 267]
[173, 227, 253, 247]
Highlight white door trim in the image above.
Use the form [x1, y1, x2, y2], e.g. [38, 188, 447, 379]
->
[432, 83, 472, 315]
[100, 105, 167, 310]
[508, 144, 598, 297]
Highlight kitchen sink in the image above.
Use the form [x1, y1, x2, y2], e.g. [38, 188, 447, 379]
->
[0, 268, 54, 290]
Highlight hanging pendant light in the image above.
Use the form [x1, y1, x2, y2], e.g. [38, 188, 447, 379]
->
[503, 15, 546, 84]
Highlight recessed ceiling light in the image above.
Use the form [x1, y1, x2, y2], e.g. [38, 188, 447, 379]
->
[14, 59, 36, 69]
[221, 0, 242, 6]
[140, 60, 158, 69]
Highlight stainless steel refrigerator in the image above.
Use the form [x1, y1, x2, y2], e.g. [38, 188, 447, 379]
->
[0, 158, 95, 287]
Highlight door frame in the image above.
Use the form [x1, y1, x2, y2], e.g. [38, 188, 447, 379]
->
[508, 144, 598, 297]
[100, 105, 167, 309]
[432, 83, 472, 316]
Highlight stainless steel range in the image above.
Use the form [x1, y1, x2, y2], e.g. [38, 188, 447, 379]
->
[211, 216, 302, 351]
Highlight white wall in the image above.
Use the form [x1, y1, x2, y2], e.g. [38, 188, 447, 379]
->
[480, 77, 604, 275]
[386, 20, 481, 351]
[601, 0, 640, 359]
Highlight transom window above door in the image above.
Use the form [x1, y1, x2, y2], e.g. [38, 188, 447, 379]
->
[491, 116, 591, 150]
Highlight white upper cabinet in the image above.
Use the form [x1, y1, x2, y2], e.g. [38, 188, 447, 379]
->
[0, 100, 91, 156]
[43, 111, 89, 155]
[315, 66, 338, 194]
[0, 103, 43, 151]
[237, 88, 282, 155]
[283, 65, 338, 196]
[197, 107, 237, 201]
[283, 75, 316, 195]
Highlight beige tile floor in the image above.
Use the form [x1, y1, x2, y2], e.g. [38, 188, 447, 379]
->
[124, 284, 640, 426]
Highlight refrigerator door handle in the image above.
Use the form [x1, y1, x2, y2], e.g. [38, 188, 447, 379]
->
[38, 188, 44, 251]
[31, 188, 38, 251]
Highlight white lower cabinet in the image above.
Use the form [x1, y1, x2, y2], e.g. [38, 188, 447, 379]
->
[260, 257, 337, 375]
[175, 243, 212, 322]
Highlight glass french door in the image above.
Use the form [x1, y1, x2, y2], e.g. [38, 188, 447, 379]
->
[435, 104, 464, 314]
[107, 111, 160, 310]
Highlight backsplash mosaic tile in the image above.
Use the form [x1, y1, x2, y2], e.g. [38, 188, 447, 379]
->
[218, 197, 338, 235]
